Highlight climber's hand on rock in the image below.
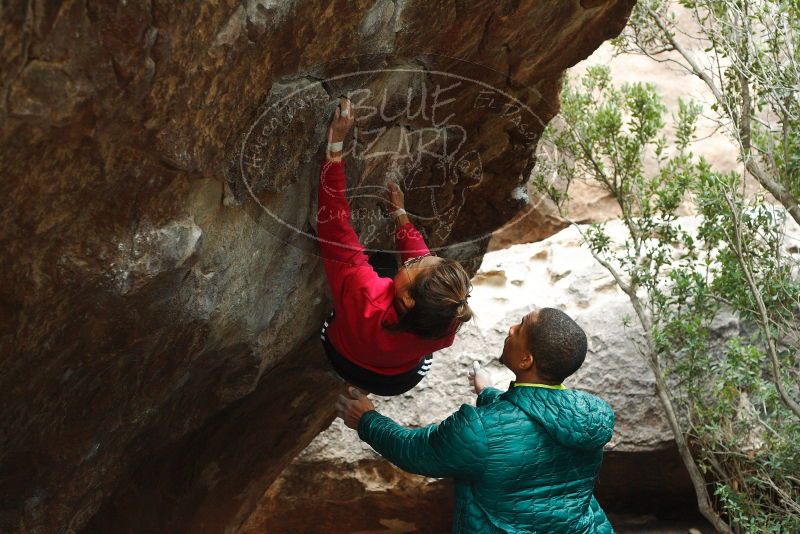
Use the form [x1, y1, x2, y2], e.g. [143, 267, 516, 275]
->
[328, 96, 355, 145]
[385, 182, 410, 225]
[468, 361, 491, 395]
[386, 181, 406, 214]
[336, 386, 375, 430]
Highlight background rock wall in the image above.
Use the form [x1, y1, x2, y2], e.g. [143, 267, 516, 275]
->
[0, 1, 635, 532]
[490, 10, 747, 251]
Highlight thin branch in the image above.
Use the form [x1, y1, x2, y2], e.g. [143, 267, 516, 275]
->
[561, 217, 731, 533]
[645, 6, 800, 227]
[723, 192, 800, 418]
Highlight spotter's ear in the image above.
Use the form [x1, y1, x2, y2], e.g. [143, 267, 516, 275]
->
[519, 352, 534, 371]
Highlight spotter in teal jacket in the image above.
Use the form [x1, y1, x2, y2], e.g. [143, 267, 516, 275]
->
[358, 384, 616, 533]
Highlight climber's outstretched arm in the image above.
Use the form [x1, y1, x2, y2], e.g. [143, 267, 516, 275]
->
[317, 98, 381, 302]
[386, 182, 430, 263]
[317, 159, 367, 269]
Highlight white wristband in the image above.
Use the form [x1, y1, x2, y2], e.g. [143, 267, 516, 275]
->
[327, 141, 343, 152]
[391, 208, 406, 218]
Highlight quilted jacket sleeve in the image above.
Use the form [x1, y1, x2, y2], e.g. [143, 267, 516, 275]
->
[590, 496, 614, 534]
[358, 406, 488, 480]
[476, 387, 503, 407]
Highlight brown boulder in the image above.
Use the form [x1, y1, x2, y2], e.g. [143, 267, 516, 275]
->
[0, 1, 634, 532]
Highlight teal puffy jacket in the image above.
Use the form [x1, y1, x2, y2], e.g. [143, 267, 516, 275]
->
[358, 385, 616, 533]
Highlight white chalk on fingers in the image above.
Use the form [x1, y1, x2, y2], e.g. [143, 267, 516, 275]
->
[473, 361, 481, 372]
[339, 96, 351, 117]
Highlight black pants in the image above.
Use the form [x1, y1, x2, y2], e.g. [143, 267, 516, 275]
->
[320, 312, 433, 397]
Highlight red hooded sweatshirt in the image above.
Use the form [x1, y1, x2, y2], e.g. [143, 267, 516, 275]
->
[317, 159, 456, 375]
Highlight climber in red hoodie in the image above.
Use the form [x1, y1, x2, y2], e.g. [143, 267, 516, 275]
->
[317, 97, 473, 396]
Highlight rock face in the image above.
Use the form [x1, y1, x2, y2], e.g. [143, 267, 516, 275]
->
[0, 1, 635, 532]
[253, 221, 708, 532]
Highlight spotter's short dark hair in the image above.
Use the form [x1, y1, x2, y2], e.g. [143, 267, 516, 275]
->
[525, 308, 587, 382]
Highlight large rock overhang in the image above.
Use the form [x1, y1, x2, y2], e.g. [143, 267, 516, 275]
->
[0, 1, 635, 532]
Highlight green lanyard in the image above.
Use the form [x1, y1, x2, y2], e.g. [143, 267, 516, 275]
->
[512, 382, 566, 390]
